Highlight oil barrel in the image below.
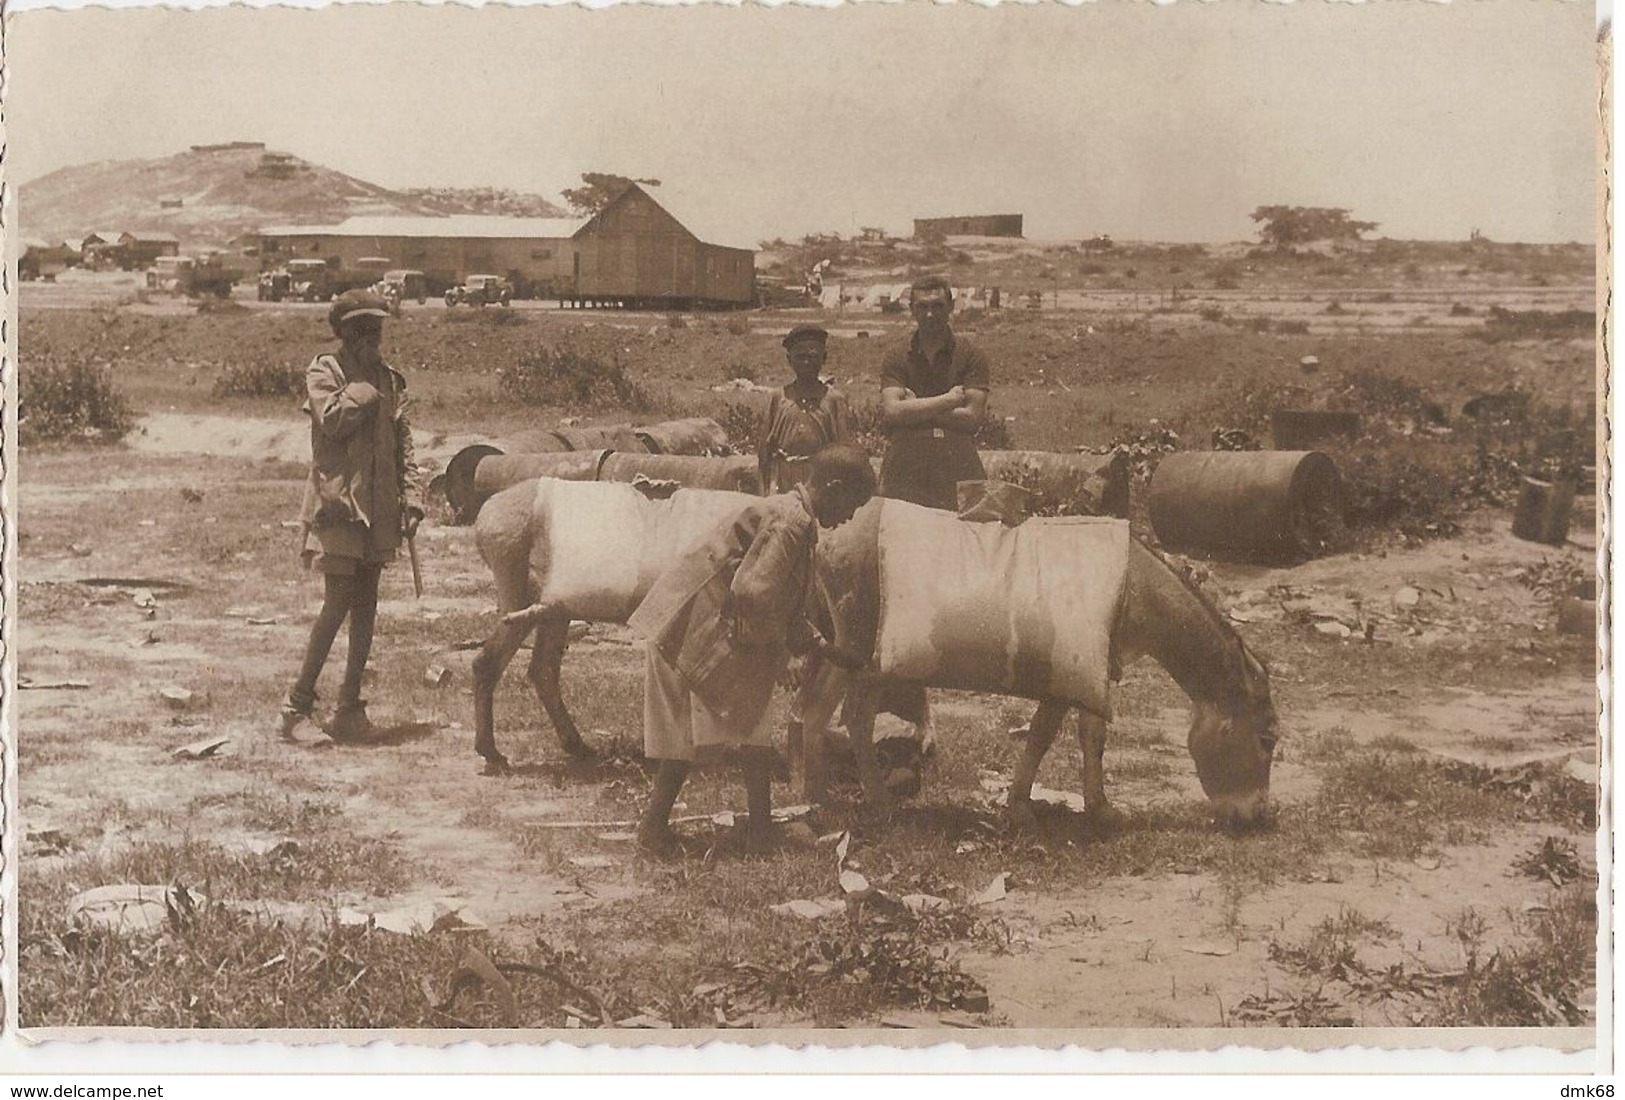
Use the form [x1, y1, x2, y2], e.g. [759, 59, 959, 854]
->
[1149, 450, 1342, 561]
[599, 452, 762, 494]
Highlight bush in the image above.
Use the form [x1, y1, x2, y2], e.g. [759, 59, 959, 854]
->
[725, 317, 751, 336]
[213, 360, 305, 399]
[496, 340, 652, 412]
[195, 296, 248, 316]
[22, 359, 136, 444]
[1198, 305, 1227, 324]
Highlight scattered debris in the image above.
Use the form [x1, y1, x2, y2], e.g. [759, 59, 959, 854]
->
[171, 735, 229, 760]
[972, 873, 1009, 906]
[1513, 836, 1582, 887]
[770, 898, 845, 921]
[424, 665, 453, 687]
[567, 855, 618, 870]
[158, 685, 195, 709]
[67, 883, 205, 936]
[19, 677, 92, 691]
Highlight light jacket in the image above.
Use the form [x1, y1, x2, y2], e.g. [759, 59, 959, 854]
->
[628, 488, 818, 722]
[298, 349, 425, 556]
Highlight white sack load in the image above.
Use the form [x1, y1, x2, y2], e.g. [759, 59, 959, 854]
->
[875, 499, 1130, 716]
[532, 479, 750, 621]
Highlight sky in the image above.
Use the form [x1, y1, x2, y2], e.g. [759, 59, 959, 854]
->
[5, 0, 1599, 245]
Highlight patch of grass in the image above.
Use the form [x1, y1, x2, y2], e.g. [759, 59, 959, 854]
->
[495, 340, 653, 413]
[212, 360, 305, 400]
[1269, 907, 1397, 979]
[1422, 883, 1595, 1026]
[21, 358, 136, 444]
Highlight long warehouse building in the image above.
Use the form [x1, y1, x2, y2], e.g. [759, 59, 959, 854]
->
[255, 183, 756, 308]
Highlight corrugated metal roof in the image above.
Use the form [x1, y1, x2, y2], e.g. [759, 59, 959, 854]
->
[259, 214, 588, 239]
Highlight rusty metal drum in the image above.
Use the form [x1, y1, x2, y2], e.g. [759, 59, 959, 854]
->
[1149, 450, 1342, 561]
[471, 450, 612, 500]
[631, 417, 729, 456]
[599, 452, 762, 494]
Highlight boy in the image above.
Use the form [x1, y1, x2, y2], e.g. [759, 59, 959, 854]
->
[629, 443, 875, 855]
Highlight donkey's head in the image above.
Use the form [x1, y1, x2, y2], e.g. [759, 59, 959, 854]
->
[1187, 642, 1277, 829]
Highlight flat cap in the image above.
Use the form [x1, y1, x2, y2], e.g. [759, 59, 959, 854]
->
[782, 324, 829, 348]
[329, 289, 391, 330]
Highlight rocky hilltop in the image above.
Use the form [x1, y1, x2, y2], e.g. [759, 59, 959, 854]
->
[21, 143, 568, 247]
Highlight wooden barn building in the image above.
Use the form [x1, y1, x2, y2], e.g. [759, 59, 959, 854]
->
[913, 213, 1024, 239]
[255, 183, 755, 308]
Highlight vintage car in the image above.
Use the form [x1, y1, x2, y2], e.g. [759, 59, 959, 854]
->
[445, 274, 512, 308]
[377, 269, 428, 312]
[284, 259, 333, 302]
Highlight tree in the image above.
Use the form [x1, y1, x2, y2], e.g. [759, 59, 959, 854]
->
[561, 173, 662, 216]
[1250, 206, 1378, 248]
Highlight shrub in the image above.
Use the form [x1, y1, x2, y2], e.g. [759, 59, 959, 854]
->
[195, 296, 248, 316]
[496, 340, 652, 412]
[724, 360, 758, 383]
[213, 360, 305, 399]
[1325, 300, 1346, 315]
[1245, 316, 1273, 333]
[1276, 320, 1311, 335]
[725, 317, 751, 336]
[22, 358, 136, 444]
[1198, 305, 1227, 324]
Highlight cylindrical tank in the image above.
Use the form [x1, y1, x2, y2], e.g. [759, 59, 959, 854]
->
[1149, 450, 1342, 562]
[442, 443, 506, 525]
[471, 450, 612, 501]
[632, 417, 729, 456]
[551, 425, 646, 452]
[978, 450, 1132, 518]
[600, 452, 762, 495]
[1511, 477, 1576, 546]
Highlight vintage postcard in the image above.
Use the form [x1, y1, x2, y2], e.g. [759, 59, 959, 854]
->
[3, 0, 1606, 1072]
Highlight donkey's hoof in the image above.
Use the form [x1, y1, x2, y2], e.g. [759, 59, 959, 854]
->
[1085, 803, 1127, 833]
[1005, 799, 1040, 834]
[480, 754, 511, 777]
[561, 738, 597, 761]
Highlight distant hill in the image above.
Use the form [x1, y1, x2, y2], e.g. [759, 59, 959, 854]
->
[20, 144, 569, 248]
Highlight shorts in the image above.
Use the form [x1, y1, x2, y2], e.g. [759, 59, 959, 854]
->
[303, 521, 394, 575]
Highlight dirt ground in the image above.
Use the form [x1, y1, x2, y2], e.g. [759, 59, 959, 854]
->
[15, 251, 1601, 1033]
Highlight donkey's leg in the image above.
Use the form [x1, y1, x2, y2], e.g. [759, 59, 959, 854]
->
[525, 611, 592, 759]
[472, 619, 529, 773]
[1006, 700, 1067, 832]
[1077, 710, 1126, 830]
[792, 659, 850, 804]
[844, 681, 894, 811]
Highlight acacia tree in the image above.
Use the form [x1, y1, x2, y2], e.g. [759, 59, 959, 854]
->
[562, 173, 662, 216]
[1251, 206, 1378, 248]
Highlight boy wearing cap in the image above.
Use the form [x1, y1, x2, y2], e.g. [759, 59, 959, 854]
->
[278, 290, 426, 741]
[756, 324, 855, 494]
[630, 443, 876, 857]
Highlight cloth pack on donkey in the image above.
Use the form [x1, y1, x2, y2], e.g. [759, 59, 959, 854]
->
[874, 499, 1130, 718]
[530, 479, 752, 621]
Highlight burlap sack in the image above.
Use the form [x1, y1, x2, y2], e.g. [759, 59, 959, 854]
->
[875, 499, 1130, 715]
[532, 479, 752, 620]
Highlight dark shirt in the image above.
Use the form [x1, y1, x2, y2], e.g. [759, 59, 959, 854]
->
[879, 330, 991, 402]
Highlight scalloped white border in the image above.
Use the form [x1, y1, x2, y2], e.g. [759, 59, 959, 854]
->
[0, 0, 1611, 1077]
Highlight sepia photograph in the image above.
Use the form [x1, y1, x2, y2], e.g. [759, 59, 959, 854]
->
[5, 0, 1604, 1061]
